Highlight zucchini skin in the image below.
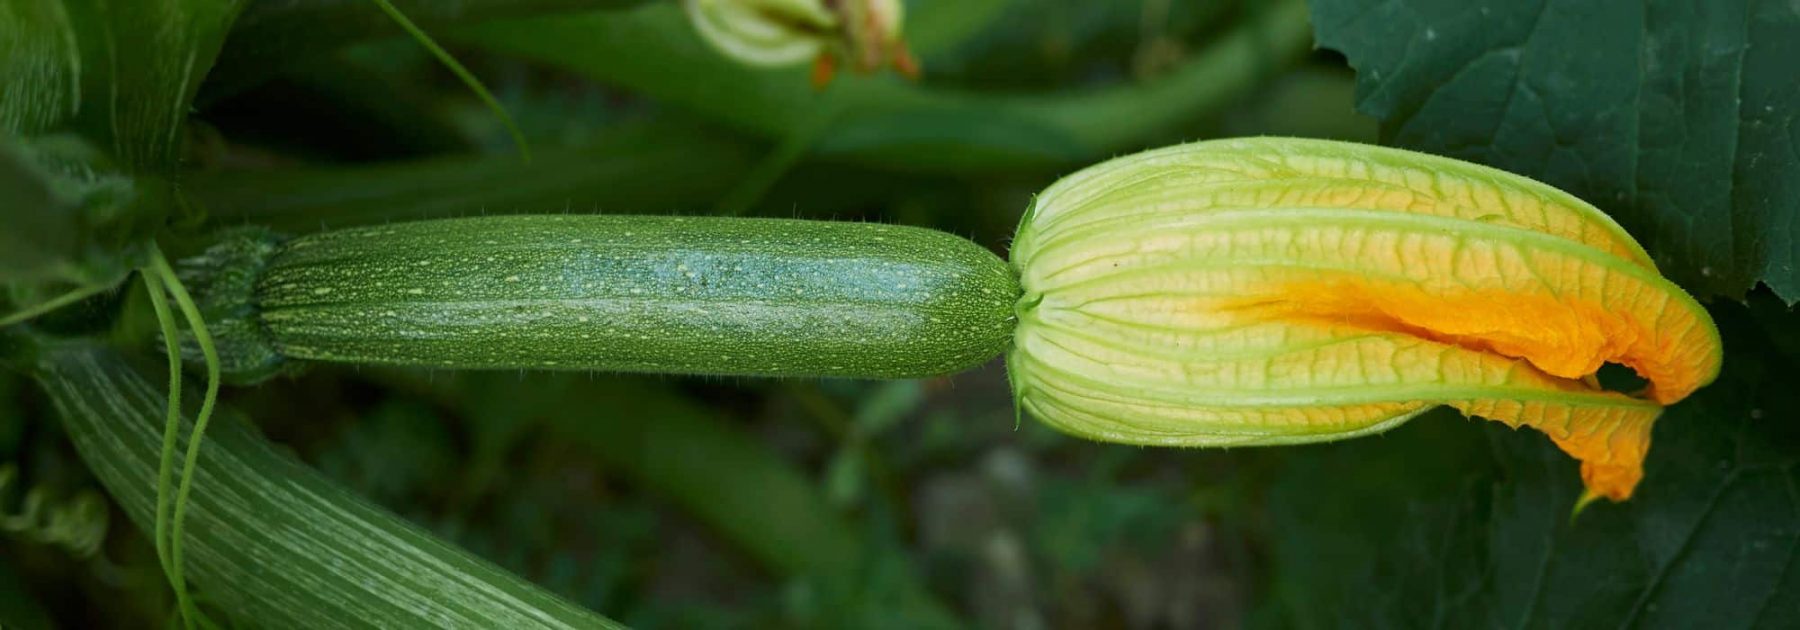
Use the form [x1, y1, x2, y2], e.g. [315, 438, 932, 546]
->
[250, 215, 1019, 378]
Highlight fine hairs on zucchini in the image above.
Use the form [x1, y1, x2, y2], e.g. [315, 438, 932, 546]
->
[183, 215, 1019, 382]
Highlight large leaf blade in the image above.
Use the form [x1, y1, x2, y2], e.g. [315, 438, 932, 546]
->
[32, 345, 621, 629]
[1, 0, 244, 172]
[1310, 0, 1800, 303]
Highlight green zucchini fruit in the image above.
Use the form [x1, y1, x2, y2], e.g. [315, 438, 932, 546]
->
[186, 215, 1018, 381]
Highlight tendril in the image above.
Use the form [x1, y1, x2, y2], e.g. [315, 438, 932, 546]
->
[143, 243, 221, 630]
[0, 464, 110, 559]
[141, 268, 184, 583]
[367, 0, 532, 162]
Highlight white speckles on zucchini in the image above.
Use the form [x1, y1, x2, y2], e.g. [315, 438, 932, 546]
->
[216, 215, 1019, 379]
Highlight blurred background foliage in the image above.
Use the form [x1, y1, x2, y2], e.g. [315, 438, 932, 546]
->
[3, 0, 1791, 628]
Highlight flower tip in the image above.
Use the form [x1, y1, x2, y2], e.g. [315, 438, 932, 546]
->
[1581, 460, 1641, 503]
[1570, 489, 1604, 523]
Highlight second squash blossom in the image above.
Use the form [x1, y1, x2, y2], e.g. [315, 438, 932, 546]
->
[1008, 138, 1722, 502]
[682, 0, 917, 85]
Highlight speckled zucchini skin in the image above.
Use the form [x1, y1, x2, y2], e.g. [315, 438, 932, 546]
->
[249, 215, 1019, 378]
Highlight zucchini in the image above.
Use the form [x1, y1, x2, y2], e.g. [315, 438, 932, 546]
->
[188, 215, 1018, 381]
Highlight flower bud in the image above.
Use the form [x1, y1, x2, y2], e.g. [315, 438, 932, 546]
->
[682, 0, 916, 84]
[1008, 138, 1723, 502]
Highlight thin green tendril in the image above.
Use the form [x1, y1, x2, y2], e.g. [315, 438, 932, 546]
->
[146, 244, 220, 630]
[141, 266, 203, 627]
[0, 464, 110, 558]
[368, 0, 532, 162]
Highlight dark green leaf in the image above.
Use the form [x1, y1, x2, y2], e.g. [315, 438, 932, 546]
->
[0, 0, 246, 172]
[1259, 294, 1800, 628]
[32, 344, 623, 628]
[1311, 0, 1800, 303]
[0, 2, 83, 136]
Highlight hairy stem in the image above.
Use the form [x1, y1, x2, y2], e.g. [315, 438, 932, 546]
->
[140, 244, 224, 629]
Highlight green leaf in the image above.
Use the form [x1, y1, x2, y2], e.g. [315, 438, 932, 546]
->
[458, 0, 1314, 172]
[0, 1, 83, 136]
[1310, 0, 1800, 303]
[1, 0, 246, 172]
[1258, 294, 1800, 628]
[31, 344, 622, 628]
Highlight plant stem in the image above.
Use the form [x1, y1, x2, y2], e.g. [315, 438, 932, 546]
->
[366, 0, 532, 162]
[459, 0, 1315, 172]
[0, 281, 118, 328]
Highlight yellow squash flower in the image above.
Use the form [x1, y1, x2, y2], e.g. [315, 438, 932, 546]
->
[1009, 138, 1723, 503]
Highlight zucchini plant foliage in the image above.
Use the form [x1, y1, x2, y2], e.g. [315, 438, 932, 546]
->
[1311, 0, 1800, 304]
[3, 0, 1795, 627]
[31, 344, 621, 629]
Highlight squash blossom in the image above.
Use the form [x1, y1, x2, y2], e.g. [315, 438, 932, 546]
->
[1008, 138, 1722, 503]
[681, 0, 917, 86]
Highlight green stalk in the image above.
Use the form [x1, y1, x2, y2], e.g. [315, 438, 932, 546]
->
[31, 344, 621, 628]
[0, 281, 118, 328]
[459, 0, 1314, 172]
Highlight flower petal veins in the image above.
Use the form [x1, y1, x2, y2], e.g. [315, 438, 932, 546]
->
[1010, 138, 1723, 501]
